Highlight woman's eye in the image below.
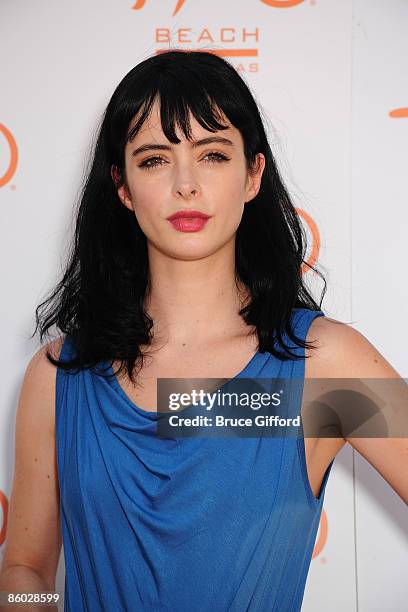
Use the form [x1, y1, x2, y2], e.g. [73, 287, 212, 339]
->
[138, 156, 165, 170]
[204, 151, 230, 163]
[138, 151, 230, 171]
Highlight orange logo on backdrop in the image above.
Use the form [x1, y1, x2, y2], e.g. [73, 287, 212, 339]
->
[132, 0, 186, 17]
[389, 107, 408, 118]
[0, 123, 18, 188]
[260, 0, 305, 6]
[0, 490, 8, 546]
[132, 0, 305, 16]
[295, 209, 320, 275]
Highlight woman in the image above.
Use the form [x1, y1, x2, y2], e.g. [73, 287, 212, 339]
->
[0, 50, 406, 612]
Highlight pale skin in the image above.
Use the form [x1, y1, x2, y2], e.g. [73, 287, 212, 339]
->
[0, 101, 407, 602]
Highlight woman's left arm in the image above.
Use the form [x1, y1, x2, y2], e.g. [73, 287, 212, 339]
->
[309, 317, 408, 505]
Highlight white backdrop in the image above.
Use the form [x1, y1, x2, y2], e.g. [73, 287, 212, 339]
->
[1, 1, 407, 610]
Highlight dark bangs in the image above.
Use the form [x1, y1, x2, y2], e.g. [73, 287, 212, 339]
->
[109, 50, 262, 183]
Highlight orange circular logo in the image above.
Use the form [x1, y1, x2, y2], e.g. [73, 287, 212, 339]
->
[0, 123, 18, 188]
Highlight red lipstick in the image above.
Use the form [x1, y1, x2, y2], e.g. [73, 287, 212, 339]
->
[167, 210, 212, 233]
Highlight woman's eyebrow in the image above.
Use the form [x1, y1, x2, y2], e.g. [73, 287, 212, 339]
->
[131, 136, 235, 157]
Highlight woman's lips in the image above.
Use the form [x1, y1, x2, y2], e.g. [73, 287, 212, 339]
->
[168, 217, 210, 232]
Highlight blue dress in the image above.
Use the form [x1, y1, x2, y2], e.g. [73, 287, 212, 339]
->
[56, 307, 334, 611]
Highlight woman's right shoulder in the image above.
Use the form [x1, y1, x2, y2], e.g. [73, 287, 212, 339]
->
[21, 336, 66, 430]
[26, 336, 66, 380]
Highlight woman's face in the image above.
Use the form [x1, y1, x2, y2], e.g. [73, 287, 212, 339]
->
[114, 99, 265, 260]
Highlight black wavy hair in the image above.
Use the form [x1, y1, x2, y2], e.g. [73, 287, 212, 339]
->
[31, 49, 327, 383]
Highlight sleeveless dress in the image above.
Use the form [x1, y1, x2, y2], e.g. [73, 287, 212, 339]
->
[55, 307, 334, 611]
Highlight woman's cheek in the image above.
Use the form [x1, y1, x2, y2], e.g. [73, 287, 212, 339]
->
[130, 187, 161, 219]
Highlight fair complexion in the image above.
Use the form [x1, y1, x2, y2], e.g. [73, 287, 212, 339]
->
[113, 99, 265, 351]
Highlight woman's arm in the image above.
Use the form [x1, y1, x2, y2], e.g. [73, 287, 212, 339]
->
[0, 339, 64, 610]
[307, 317, 408, 505]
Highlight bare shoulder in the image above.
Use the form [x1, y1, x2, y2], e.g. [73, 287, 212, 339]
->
[21, 336, 66, 431]
[302, 315, 403, 475]
[305, 315, 401, 378]
[26, 336, 66, 391]
[304, 316, 408, 504]
[29, 335, 65, 370]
